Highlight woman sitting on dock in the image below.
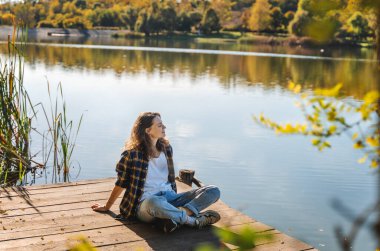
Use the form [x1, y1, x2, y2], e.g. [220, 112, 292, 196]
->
[91, 112, 221, 233]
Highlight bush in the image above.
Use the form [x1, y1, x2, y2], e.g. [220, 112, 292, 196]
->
[37, 20, 56, 28]
[0, 13, 15, 25]
[176, 12, 192, 32]
[346, 12, 373, 40]
[201, 8, 221, 34]
[288, 10, 311, 36]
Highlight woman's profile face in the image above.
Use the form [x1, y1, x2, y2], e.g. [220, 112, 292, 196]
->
[146, 116, 166, 140]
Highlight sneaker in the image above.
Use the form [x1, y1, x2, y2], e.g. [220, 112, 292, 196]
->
[195, 210, 221, 228]
[155, 218, 179, 233]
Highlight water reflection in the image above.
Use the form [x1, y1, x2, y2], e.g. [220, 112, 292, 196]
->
[0, 41, 376, 251]
[0, 43, 376, 98]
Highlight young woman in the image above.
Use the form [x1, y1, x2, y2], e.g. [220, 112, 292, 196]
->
[91, 112, 221, 232]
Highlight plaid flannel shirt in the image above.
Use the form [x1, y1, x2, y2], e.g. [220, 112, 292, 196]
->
[115, 144, 177, 219]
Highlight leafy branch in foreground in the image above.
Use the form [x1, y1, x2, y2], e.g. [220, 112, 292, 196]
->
[196, 225, 273, 251]
[254, 82, 379, 168]
[254, 82, 379, 250]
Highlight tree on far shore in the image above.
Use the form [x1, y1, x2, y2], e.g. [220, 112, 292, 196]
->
[200, 8, 221, 34]
[248, 0, 272, 32]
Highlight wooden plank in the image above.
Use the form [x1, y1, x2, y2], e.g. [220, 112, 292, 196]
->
[0, 191, 112, 211]
[0, 180, 115, 199]
[3, 225, 224, 251]
[0, 202, 255, 239]
[0, 184, 114, 207]
[0, 178, 114, 196]
[0, 178, 317, 251]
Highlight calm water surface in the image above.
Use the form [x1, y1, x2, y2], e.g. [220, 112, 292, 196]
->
[0, 38, 378, 251]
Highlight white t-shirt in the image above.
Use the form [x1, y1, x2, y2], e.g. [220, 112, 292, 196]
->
[140, 152, 173, 201]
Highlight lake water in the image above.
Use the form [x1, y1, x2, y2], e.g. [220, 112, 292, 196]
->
[0, 36, 378, 251]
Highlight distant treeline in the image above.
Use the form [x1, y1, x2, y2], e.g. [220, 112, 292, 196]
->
[0, 0, 376, 41]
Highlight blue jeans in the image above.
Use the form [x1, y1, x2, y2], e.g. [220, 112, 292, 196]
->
[136, 185, 220, 225]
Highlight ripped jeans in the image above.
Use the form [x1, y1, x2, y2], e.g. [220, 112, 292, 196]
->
[136, 185, 220, 225]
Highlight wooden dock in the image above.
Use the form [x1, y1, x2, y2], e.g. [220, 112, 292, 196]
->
[0, 178, 317, 250]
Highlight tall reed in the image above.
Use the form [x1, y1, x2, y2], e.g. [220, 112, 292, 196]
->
[42, 83, 83, 183]
[0, 27, 82, 186]
[0, 29, 33, 185]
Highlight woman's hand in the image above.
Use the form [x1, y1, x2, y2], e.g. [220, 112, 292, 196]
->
[91, 203, 109, 212]
[91, 185, 123, 213]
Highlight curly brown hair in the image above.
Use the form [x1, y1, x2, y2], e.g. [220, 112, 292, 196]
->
[124, 112, 169, 159]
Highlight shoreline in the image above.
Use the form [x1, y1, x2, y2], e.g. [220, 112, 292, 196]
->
[0, 25, 375, 49]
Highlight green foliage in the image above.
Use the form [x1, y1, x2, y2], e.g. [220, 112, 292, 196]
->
[0, 30, 32, 185]
[161, 6, 177, 33]
[189, 11, 203, 26]
[75, 0, 87, 10]
[123, 6, 139, 31]
[299, 0, 344, 17]
[195, 225, 273, 251]
[289, 0, 376, 43]
[254, 82, 379, 168]
[135, 10, 149, 35]
[270, 7, 284, 31]
[344, 11, 373, 40]
[201, 8, 221, 34]
[279, 0, 298, 13]
[98, 9, 123, 27]
[289, 0, 345, 40]
[283, 10, 295, 27]
[176, 12, 193, 33]
[305, 15, 342, 42]
[288, 9, 310, 36]
[13, 2, 36, 28]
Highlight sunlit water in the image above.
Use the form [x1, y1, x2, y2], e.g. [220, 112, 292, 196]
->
[0, 38, 378, 251]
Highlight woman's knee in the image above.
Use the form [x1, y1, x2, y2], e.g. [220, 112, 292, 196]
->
[205, 185, 220, 201]
[144, 196, 166, 208]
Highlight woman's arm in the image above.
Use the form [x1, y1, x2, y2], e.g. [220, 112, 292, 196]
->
[91, 185, 124, 212]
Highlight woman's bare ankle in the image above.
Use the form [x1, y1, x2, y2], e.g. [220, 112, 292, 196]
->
[178, 206, 193, 216]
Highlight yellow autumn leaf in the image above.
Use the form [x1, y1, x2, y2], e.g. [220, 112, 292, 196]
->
[283, 124, 295, 133]
[297, 124, 308, 134]
[370, 160, 379, 168]
[363, 90, 379, 105]
[358, 155, 368, 164]
[352, 132, 359, 140]
[353, 141, 364, 149]
[288, 81, 295, 91]
[323, 141, 331, 148]
[314, 83, 343, 97]
[329, 125, 337, 134]
[366, 137, 379, 147]
[312, 138, 320, 145]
